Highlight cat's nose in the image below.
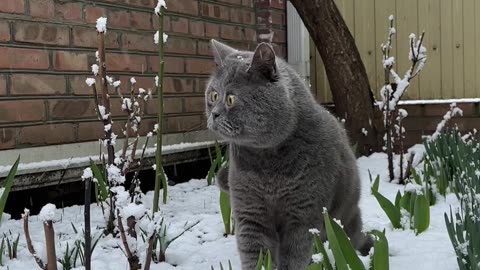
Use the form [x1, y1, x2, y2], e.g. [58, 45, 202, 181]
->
[212, 112, 220, 120]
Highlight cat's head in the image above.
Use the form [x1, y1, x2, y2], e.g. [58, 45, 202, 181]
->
[205, 40, 296, 148]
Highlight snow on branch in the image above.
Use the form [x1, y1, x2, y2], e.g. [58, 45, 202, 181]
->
[96, 17, 107, 33]
[429, 103, 463, 141]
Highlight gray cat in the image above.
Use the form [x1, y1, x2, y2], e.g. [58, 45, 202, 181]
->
[205, 39, 373, 270]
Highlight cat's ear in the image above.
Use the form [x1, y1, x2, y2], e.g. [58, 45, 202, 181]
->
[211, 39, 237, 66]
[249, 43, 278, 81]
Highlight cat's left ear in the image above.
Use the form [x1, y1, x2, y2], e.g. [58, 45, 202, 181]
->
[249, 43, 278, 81]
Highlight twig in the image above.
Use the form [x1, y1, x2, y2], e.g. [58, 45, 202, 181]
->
[23, 212, 47, 270]
[117, 209, 133, 259]
[44, 220, 57, 270]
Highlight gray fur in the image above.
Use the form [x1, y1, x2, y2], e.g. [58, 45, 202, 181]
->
[206, 40, 373, 270]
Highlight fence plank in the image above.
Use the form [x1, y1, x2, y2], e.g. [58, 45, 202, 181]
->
[476, 0, 480, 97]
[396, 0, 420, 99]
[452, 0, 465, 98]
[354, 0, 377, 97]
[440, 0, 454, 98]
[418, 0, 442, 99]
[374, 0, 397, 97]
[463, 0, 476, 98]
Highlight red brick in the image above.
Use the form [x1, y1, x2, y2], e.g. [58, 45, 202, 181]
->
[166, 0, 199, 16]
[49, 99, 97, 120]
[270, 0, 285, 9]
[148, 56, 184, 73]
[272, 29, 286, 43]
[0, 47, 49, 70]
[270, 10, 286, 25]
[0, 0, 25, 14]
[70, 75, 94, 95]
[185, 58, 215, 74]
[122, 33, 156, 52]
[0, 100, 45, 123]
[71, 27, 119, 48]
[84, 6, 106, 24]
[230, 9, 254, 24]
[164, 36, 197, 54]
[423, 103, 477, 117]
[30, 0, 54, 18]
[221, 25, 256, 41]
[11, 74, 66, 95]
[166, 115, 202, 133]
[196, 78, 209, 93]
[171, 17, 188, 34]
[0, 21, 11, 42]
[0, 75, 6, 96]
[118, 76, 156, 94]
[452, 117, 480, 131]
[126, 0, 155, 7]
[108, 10, 130, 28]
[55, 2, 82, 22]
[184, 96, 205, 113]
[107, 53, 146, 72]
[398, 104, 424, 116]
[205, 23, 220, 38]
[79, 121, 126, 141]
[198, 40, 212, 56]
[54, 51, 89, 71]
[153, 16, 171, 31]
[200, 3, 230, 21]
[189, 20, 204, 37]
[218, 0, 242, 5]
[14, 22, 69, 46]
[0, 128, 16, 150]
[242, 0, 254, 7]
[147, 97, 183, 115]
[19, 124, 75, 146]
[131, 11, 152, 30]
[164, 77, 195, 93]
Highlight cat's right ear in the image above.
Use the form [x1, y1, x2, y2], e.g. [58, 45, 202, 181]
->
[211, 39, 237, 67]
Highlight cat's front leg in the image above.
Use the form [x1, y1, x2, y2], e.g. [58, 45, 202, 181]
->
[215, 165, 229, 193]
[236, 219, 270, 270]
[278, 225, 312, 270]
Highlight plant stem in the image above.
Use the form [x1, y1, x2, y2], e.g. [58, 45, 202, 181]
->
[44, 220, 57, 270]
[153, 6, 167, 213]
[84, 178, 92, 270]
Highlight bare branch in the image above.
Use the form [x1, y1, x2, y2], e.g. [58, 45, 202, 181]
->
[23, 212, 47, 270]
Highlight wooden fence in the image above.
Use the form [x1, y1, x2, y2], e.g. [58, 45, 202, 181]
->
[310, 0, 480, 103]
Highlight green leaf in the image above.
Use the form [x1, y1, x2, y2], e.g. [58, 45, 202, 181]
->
[400, 191, 411, 213]
[0, 156, 20, 223]
[313, 234, 333, 270]
[394, 191, 402, 209]
[255, 249, 264, 270]
[370, 230, 389, 270]
[89, 160, 108, 201]
[330, 217, 366, 270]
[413, 195, 430, 235]
[306, 263, 322, 270]
[370, 172, 380, 194]
[322, 211, 350, 270]
[371, 189, 402, 228]
[219, 191, 231, 235]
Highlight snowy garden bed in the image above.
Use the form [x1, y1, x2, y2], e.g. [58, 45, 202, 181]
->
[0, 151, 459, 270]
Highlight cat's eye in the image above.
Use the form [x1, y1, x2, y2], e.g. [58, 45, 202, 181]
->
[226, 95, 236, 107]
[210, 91, 218, 103]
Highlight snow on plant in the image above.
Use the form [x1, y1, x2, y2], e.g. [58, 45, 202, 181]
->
[377, 15, 427, 183]
[0, 230, 20, 265]
[370, 173, 430, 234]
[443, 132, 480, 270]
[429, 103, 463, 141]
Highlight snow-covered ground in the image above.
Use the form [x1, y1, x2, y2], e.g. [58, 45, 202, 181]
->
[0, 152, 459, 270]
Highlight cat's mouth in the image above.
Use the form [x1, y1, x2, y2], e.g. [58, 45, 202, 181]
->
[208, 118, 239, 139]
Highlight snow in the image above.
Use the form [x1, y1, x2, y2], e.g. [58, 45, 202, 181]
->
[383, 56, 395, 68]
[85, 78, 96, 87]
[107, 164, 125, 184]
[113, 80, 121, 88]
[130, 77, 136, 84]
[430, 103, 463, 141]
[399, 98, 480, 105]
[91, 64, 99, 76]
[154, 31, 168, 44]
[154, 0, 167, 15]
[312, 253, 323, 264]
[39, 203, 56, 222]
[0, 153, 460, 269]
[389, 14, 394, 21]
[81, 167, 93, 180]
[96, 17, 107, 33]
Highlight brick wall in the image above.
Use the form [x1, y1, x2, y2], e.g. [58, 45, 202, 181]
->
[0, 0, 287, 150]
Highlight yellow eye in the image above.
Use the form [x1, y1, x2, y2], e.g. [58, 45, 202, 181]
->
[210, 91, 218, 102]
[226, 95, 235, 107]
